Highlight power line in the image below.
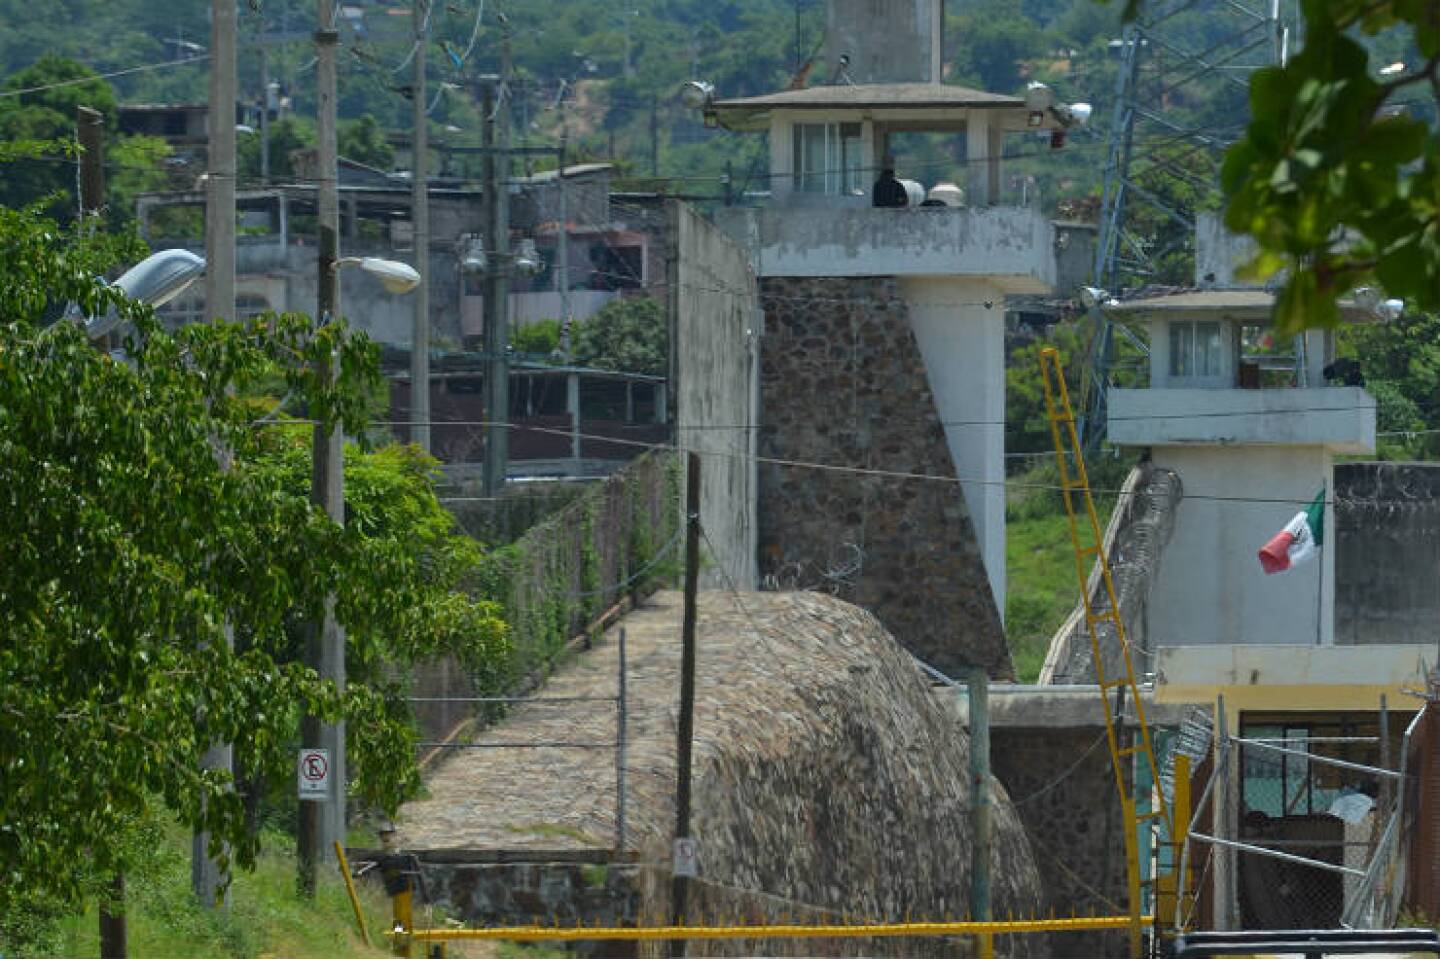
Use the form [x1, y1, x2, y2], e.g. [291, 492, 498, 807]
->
[0, 54, 210, 99]
[258, 416, 1370, 509]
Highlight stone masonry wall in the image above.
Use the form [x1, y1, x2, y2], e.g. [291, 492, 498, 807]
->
[757, 276, 1011, 678]
[990, 727, 1129, 958]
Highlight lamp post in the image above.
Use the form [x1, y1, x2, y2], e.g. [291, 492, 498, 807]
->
[297, 251, 418, 897]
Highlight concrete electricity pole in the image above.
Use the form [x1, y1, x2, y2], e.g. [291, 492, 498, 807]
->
[670, 452, 702, 958]
[194, 0, 237, 910]
[409, 0, 431, 452]
[298, 0, 347, 896]
[480, 23, 511, 495]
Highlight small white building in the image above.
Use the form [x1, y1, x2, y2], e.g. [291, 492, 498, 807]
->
[1102, 217, 1440, 719]
[1107, 288, 1375, 653]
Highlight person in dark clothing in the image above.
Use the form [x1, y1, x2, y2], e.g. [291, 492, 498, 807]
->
[872, 155, 907, 208]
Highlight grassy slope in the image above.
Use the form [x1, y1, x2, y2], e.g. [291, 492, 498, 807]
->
[50, 826, 395, 959]
[1005, 466, 1124, 683]
[1006, 508, 1082, 683]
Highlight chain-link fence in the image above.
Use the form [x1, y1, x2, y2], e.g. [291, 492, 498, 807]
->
[1174, 709, 1410, 934]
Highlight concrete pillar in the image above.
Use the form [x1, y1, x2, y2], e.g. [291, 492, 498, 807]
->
[1321, 450, 1336, 645]
[771, 116, 793, 201]
[900, 276, 1007, 618]
[966, 113, 993, 206]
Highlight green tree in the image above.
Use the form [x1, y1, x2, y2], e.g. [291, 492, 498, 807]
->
[0, 193, 506, 927]
[1212, 0, 1439, 329]
[238, 114, 315, 182]
[0, 55, 116, 216]
[338, 113, 396, 171]
[511, 318, 562, 356]
[1337, 310, 1440, 458]
[951, 2, 1047, 93]
[570, 296, 667, 376]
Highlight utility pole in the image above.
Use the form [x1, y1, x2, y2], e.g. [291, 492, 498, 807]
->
[670, 452, 701, 958]
[298, 0, 346, 896]
[556, 99, 570, 340]
[409, 0, 431, 452]
[649, 96, 659, 177]
[195, 0, 237, 910]
[259, 44, 271, 184]
[76, 106, 105, 223]
[480, 22, 512, 495]
[967, 668, 992, 959]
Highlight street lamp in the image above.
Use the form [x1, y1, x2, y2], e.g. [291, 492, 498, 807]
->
[80, 248, 208, 339]
[337, 256, 421, 295]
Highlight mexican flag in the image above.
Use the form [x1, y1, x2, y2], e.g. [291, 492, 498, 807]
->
[1258, 490, 1326, 575]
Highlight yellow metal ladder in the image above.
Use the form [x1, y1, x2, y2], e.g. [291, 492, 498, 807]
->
[1037, 347, 1173, 958]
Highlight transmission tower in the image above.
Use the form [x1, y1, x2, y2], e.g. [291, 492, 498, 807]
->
[1082, 0, 1299, 445]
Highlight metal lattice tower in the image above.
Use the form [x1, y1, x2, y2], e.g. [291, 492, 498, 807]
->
[1083, 0, 1299, 445]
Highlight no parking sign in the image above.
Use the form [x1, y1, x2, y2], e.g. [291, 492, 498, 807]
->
[297, 747, 330, 801]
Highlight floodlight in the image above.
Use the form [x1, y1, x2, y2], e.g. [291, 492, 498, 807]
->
[1023, 82, 1054, 113]
[679, 80, 715, 110]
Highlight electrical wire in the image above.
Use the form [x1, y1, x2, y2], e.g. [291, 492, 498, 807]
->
[0, 54, 210, 99]
[268, 416, 1374, 509]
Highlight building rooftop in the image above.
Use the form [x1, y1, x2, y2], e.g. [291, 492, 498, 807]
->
[708, 82, 1028, 130]
[1112, 288, 1374, 322]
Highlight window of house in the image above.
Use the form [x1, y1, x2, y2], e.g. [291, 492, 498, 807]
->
[1169, 320, 1224, 380]
[792, 122, 865, 195]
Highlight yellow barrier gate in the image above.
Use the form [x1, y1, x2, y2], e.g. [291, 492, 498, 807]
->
[401, 915, 1150, 949]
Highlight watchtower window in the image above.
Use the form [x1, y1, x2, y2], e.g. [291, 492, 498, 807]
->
[792, 122, 864, 195]
[1169, 320, 1224, 381]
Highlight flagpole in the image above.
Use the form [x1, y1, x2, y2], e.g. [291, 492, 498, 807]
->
[1315, 482, 1326, 646]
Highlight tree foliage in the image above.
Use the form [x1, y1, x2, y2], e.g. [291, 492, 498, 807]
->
[337, 113, 395, 171]
[1338, 309, 1440, 458]
[1217, 0, 1439, 329]
[570, 296, 667, 376]
[0, 195, 506, 922]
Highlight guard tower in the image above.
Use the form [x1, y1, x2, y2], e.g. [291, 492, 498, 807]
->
[705, 0, 1084, 674]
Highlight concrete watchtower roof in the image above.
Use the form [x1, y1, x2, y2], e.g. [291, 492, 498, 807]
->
[707, 82, 1034, 131]
[1111, 289, 1377, 324]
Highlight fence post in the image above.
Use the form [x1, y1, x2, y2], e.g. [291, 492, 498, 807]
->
[671, 452, 701, 958]
[617, 627, 628, 853]
[1215, 695, 1237, 930]
[967, 667, 993, 959]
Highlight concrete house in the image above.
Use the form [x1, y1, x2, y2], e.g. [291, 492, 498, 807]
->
[701, 0, 1088, 676]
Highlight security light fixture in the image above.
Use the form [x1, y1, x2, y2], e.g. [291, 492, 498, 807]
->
[459, 235, 487, 275]
[1023, 82, 1054, 113]
[1079, 286, 1109, 309]
[679, 80, 715, 110]
[513, 238, 542, 275]
[337, 256, 422, 295]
